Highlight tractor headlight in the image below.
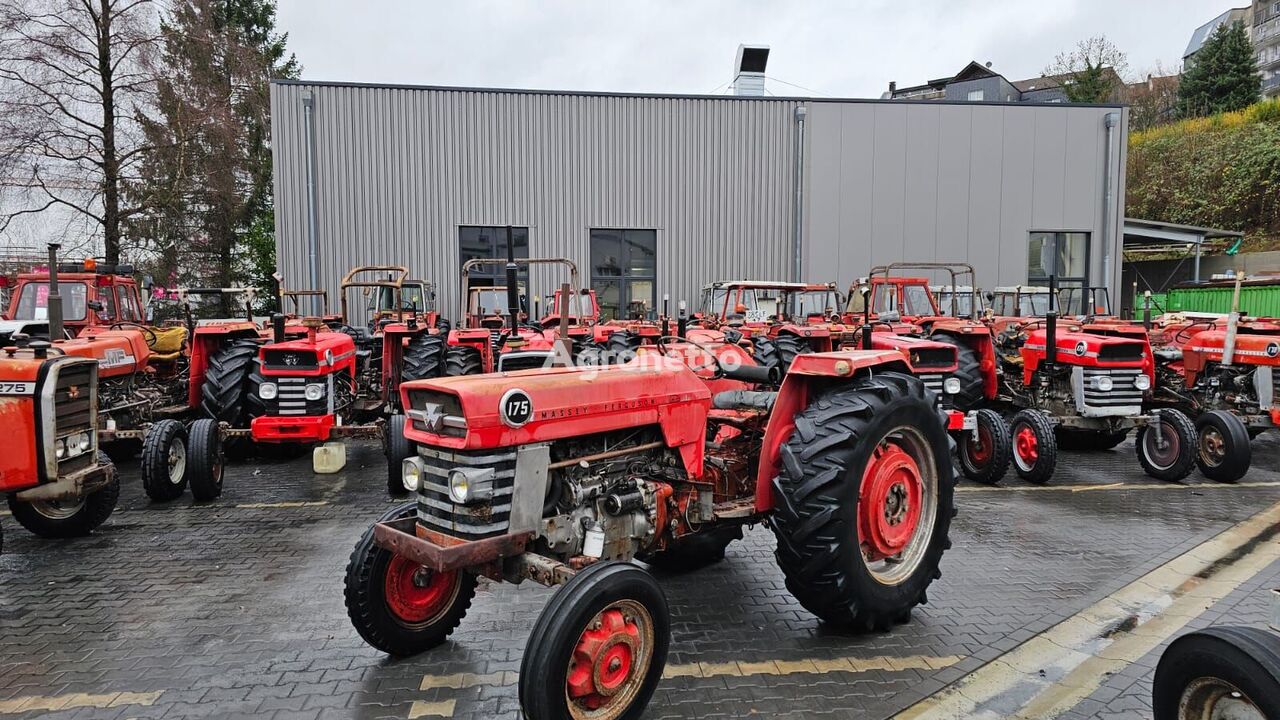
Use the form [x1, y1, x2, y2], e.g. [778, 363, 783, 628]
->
[402, 457, 424, 492]
[55, 438, 66, 459]
[448, 469, 470, 504]
[304, 384, 324, 401]
[259, 382, 278, 400]
[943, 377, 962, 395]
[1134, 374, 1151, 391]
[75, 431, 91, 452]
[1094, 376, 1114, 392]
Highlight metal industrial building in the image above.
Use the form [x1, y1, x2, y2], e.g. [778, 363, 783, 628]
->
[270, 74, 1128, 319]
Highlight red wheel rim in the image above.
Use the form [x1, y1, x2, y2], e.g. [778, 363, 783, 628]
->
[965, 424, 994, 466]
[1014, 426, 1038, 464]
[383, 555, 458, 625]
[858, 442, 924, 561]
[566, 600, 654, 718]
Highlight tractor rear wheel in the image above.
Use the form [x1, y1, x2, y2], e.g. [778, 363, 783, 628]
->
[200, 338, 263, 426]
[606, 330, 641, 361]
[770, 372, 953, 630]
[402, 333, 447, 383]
[752, 337, 779, 371]
[772, 334, 808, 374]
[1010, 409, 1057, 484]
[520, 562, 669, 720]
[186, 418, 225, 501]
[385, 414, 414, 497]
[445, 345, 483, 376]
[9, 452, 119, 538]
[1153, 626, 1280, 720]
[1054, 429, 1130, 451]
[1194, 410, 1251, 483]
[1137, 409, 1197, 482]
[141, 419, 188, 502]
[930, 332, 985, 411]
[344, 502, 476, 656]
[957, 408, 1011, 485]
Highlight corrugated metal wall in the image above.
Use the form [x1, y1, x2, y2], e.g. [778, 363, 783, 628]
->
[271, 82, 799, 316]
[271, 81, 1127, 318]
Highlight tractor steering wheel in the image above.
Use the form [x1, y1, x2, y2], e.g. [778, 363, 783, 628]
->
[655, 334, 724, 380]
[1173, 319, 1217, 344]
[110, 322, 158, 346]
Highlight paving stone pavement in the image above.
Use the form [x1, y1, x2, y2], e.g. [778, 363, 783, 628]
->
[1, 433, 1279, 720]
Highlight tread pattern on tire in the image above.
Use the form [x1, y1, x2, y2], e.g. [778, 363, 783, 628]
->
[401, 333, 447, 382]
[769, 371, 954, 630]
[8, 452, 119, 537]
[187, 418, 224, 501]
[930, 332, 985, 411]
[1194, 410, 1251, 483]
[1153, 625, 1280, 720]
[200, 338, 263, 426]
[444, 345, 483, 376]
[1010, 409, 1057, 484]
[958, 408, 1011, 485]
[385, 414, 413, 496]
[141, 419, 188, 502]
[772, 334, 809, 374]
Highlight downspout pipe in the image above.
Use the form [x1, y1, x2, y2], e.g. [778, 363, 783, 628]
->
[1100, 112, 1120, 300]
[302, 91, 320, 315]
[792, 105, 808, 283]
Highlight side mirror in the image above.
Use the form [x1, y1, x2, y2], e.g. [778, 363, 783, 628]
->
[87, 300, 105, 312]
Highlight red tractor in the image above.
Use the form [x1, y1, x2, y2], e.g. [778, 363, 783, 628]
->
[694, 280, 844, 372]
[1, 257, 149, 340]
[994, 278, 1197, 485]
[345, 333, 959, 719]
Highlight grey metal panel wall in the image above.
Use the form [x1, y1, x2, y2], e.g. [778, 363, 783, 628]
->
[802, 100, 1126, 291]
[270, 83, 798, 315]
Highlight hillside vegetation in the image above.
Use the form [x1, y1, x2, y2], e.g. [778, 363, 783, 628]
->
[1127, 98, 1280, 251]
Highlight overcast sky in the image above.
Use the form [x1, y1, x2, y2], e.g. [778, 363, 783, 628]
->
[275, 0, 1232, 97]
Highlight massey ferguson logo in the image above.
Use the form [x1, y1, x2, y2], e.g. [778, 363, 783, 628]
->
[419, 403, 444, 432]
[284, 354, 300, 366]
[1267, 342, 1280, 358]
[1074, 341, 1088, 356]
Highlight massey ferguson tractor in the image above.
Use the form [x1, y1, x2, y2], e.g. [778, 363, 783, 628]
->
[693, 280, 844, 373]
[345, 308, 959, 719]
[1144, 278, 1280, 483]
[995, 277, 1197, 485]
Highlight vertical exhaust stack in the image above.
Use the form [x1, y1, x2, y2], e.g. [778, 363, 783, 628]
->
[1044, 275, 1058, 378]
[504, 225, 520, 333]
[732, 44, 770, 96]
[46, 243, 63, 341]
[1222, 271, 1244, 368]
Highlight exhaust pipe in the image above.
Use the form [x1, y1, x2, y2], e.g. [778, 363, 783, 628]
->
[504, 225, 520, 332]
[1044, 275, 1058, 377]
[1222, 272, 1244, 368]
[46, 243, 63, 341]
[272, 313, 286, 344]
[677, 300, 687, 339]
[1142, 291, 1152, 331]
[661, 294, 670, 337]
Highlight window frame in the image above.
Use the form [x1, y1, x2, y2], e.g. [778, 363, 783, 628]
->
[458, 225, 531, 288]
[1027, 230, 1092, 314]
[589, 228, 657, 321]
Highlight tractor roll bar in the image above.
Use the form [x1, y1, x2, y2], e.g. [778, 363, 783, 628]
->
[868, 262, 978, 318]
[459, 257, 583, 324]
[176, 287, 257, 323]
[281, 289, 330, 317]
[339, 264, 410, 323]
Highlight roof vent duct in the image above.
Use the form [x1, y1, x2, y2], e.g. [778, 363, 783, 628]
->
[732, 44, 770, 96]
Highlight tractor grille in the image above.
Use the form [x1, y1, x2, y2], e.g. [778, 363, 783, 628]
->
[416, 446, 516, 539]
[908, 347, 955, 371]
[498, 351, 553, 373]
[1076, 367, 1145, 416]
[264, 377, 327, 416]
[1097, 344, 1145, 363]
[919, 373, 944, 396]
[53, 361, 96, 475]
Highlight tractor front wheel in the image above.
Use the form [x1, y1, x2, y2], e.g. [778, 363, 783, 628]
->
[770, 372, 953, 631]
[1136, 409, 1197, 482]
[8, 453, 119, 538]
[1152, 626, 1280, 720]
[344, 502, 476, 656]
[957, 408, 1011, 485]
[1194, 410, 1251, 484]
[1009, 409, 1057, 484]
[141, 419, 188, 502]
[385, 414, 414, 497]
[520, 562, 670, 720]
[186, 418, 225, 501]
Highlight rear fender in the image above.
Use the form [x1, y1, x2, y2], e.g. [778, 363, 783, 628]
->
[754, 350, 911, 512]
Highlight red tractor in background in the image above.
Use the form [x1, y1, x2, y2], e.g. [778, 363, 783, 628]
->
[1, 257, 149, 340]
[694, 280, 844, 372]
[347, 321, 961, 718]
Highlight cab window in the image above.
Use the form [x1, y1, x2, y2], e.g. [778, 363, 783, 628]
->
[96, 285, 117, 321]
[13, 282, 87, 321]
[117, 286, 142, 322]
[902, 285, 937, 316]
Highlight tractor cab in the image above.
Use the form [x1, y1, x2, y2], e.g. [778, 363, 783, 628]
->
[700, 281, 839, 328]
[932, 286, 984, 318]
[3, 259, 146, 339]
[990, 286, 1058, 319]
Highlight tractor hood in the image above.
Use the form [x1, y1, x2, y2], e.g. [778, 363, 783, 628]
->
[57, 329, 151, 378]
[868, 334, 958, 373]
[1184, 330, 1280, 367]
[400, 362, 711, 458]
[259, 332, 356, 375]
[1023, 329, 1147, 367]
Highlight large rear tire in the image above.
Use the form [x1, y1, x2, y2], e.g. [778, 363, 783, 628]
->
[8, 452, 119, 538]
[1153, 626, 1280, 720]
[957, 408, 1011, 485]
[772, 334, 808, 374]
[344, 502, 476, 656]
[186, 418, 225, 501]
[444, 345, 483, 376]
[141, 419, 188, 502]
[1137, 409, 1197, 482]
[1009, 409, 1057, 484]
[520, 562, 669, 720]
[200, 338, 263, 425]
[1194, 410, 1251, 483]
[930, 332, 985, 411]
[770, 372, 954, 630]
[401, 333, 447, 382]
[385, 414, 414, 497]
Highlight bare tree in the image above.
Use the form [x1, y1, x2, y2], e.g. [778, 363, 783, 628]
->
[1125, 63, 1181, 131]
[0, 0, 160, 264]
[1044, 35, 1129, 104]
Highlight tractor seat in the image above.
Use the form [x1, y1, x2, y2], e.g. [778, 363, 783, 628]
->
[1153, 346, 1183, 362]
[147, 326, 188, 361]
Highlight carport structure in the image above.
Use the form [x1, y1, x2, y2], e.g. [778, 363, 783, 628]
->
[1122, 217, 1243, 284]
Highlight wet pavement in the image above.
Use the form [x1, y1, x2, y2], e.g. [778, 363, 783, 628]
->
[2, 433, 1279, 720]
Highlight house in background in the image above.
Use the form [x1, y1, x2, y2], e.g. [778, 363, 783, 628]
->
[884, 61, 1122, 104]
[1253, 1, 1280, 96]
[1184, 6, 1252, 69]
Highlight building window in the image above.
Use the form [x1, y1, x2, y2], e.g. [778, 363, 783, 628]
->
[967, 89, 985, 101]
[459, 226, 529, 287]
[590, 229, 656, 320]
[1028, 231, 1090, 313]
